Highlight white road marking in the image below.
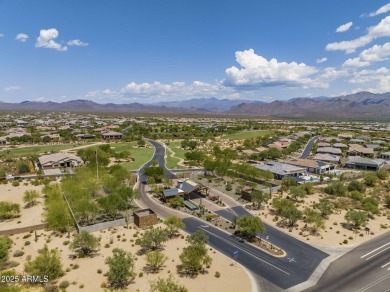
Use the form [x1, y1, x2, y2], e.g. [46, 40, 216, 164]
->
[199, 226, 291, 275]
[361, 242, 390, 259]
[382, 262, 390, 268]
[355, 272, 390, 292]
[365, 246, 390, 261]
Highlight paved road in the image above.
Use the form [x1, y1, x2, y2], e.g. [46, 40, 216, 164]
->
[137, 139, 329, 290]
[305, 231, 390, 292]
[299, 136, 318, 159]
[215, 207, 328, 287]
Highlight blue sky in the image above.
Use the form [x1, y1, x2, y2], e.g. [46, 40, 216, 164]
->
[1, 0, 390, 103]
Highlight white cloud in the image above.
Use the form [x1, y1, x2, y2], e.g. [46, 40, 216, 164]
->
[316, 57, 328, 64]
[4, 86, 22, 92]
[15, 33, 29, 42]
[35, 97, 45, 102]
[35, 28, 67, 52]
[318, 67, 349, 79]
[67, 39, 89, 46]
[336, 22, 353, 33]
[343, 42, 390, 67]
[368, 3, 390, 17]
[224, 49, 320, 88]
[349, 67, 390, 92]
[0, 33, 4, 37]
[326, 15, 390, 53]
[121, 81, 230, 98]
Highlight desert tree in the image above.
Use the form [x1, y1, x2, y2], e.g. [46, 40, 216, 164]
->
[105, 248, 136, 289]
[69, 231, 100, 256]
[164, 216, 185, 238]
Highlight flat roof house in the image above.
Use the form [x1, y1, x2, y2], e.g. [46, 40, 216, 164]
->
[75, 133, 96, 140]
[316, 147, 342, 155]
[333, 143, 348, 149]
[284, 158, 335, 174]
[38, 153, 83, 169]
[255, 162, 306, 180]
[313, 153, 341, 163]
[102, 131, 123, 140]
[0, 137, 7, 145]
[345, 156, 385, 171]
[380, 152, 390, 160]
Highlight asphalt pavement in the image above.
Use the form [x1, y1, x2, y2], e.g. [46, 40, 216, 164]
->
[215, 206, 329, 287]
[299, 136, 318, 159]
[137, 139, 330, 290]
[305, 231, 390, 292]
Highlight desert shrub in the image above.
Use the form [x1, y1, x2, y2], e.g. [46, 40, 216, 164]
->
[59, 280, 69, 289]
[13, 250, 24, 257]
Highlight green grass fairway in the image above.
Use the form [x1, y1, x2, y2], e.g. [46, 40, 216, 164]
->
[165, 141, 187, 169]
[222, 130, 274, 140]
[80, 141, 155, 171]
[114, 141, 154, 171]
[0, 143, 90, 158]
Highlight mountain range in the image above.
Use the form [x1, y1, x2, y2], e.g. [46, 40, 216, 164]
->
[1, 92, 389, 119]
[226, 91, 390, 118]
[153, 97, 266, 112]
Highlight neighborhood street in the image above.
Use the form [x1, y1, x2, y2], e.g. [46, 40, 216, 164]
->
[299, 136, 318, 159]
[305, 231, 390, 292]
[136, 139, 329, 290]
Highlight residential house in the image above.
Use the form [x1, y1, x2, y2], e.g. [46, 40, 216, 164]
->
[350, 138, 365, 144]
[101, 131, 123, 140]
[316, 147, 342, 155]
[255, 162, 306, 180]
[0, 137, 7, 145]
[317, 142, 331, 147]
[284, 158, 335, 174]
[347, 144, 374, 157]
[313, 153, 341, 163]
[338, 133, 353, 139]
[267, 140, 291, 149]
[332, 143, 348, 149]
[75, 133, 96, 140]
[38, 153, 83, 169]
[345, 156, 385, 171]
[380, 152, 390, 160]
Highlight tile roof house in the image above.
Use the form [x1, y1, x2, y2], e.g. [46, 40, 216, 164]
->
[255, 162, 306, 180]
[284, 158, 335, 174]
[345, 156, 385, 171]
[38, 153, 83, 169]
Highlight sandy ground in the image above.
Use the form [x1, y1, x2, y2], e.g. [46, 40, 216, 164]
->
[0, 183, 46, 230]
[246, 189, 390, 247]
[8, 224, 251, 292]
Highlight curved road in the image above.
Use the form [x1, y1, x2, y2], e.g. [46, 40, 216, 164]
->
[136, 139, 329, 290]
[299, 136, 318, 159]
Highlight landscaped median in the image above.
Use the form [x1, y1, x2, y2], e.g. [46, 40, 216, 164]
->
[203, 210, 286, 258]
[146, 183, 286, 257]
